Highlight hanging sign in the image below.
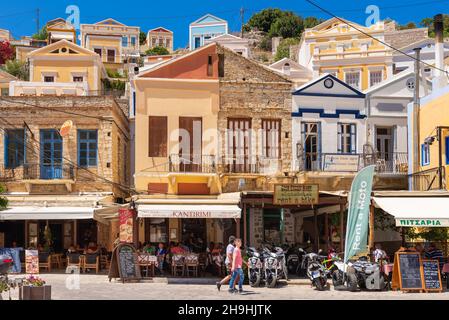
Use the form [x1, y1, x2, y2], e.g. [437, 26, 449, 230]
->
[119, 208, 134, 243]
[273, 184, 319, 205]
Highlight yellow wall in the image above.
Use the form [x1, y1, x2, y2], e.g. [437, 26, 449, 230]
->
[86, 37, 122, 64]
[322, 64, 387, 91]
[134, 79, 220, 194]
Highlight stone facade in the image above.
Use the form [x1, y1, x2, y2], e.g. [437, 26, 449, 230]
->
[0, 96, 130, 199]
[217, 46, 293, 194]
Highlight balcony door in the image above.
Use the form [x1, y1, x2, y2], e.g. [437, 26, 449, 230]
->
[179, 117, 202, 172]
[301, 122, 321, 171]
[40, 129, 63, 179]
[227, 118, 252, 173]
[376, 127, 394, 172]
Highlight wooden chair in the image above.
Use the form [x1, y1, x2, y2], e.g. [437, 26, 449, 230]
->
[185, 254, 199, 277]
[198, 253, 208, 276]
[135, 253, 156, 277]
[100, 254, 110, 271]
[171, 254, 185, 277]
[83, 253, 100, 274]
[19, 250, 25, 272]
[66, 253, 83, 272]
[38, 252, 52, 272]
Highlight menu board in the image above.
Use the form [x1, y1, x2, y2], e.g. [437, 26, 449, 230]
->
[25, 250, 39, 274]
[398, 253, 423, 290]
[422, 260, 442, 292]
[116, 244, 141, 282]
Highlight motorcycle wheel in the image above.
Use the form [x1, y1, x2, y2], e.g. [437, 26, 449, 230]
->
[331, 270, 344, 287]
[249, 272, 261, 287]
[265, 273, 277, 288]
[314, 278, 326, 291]
[347, 272, 358, 292]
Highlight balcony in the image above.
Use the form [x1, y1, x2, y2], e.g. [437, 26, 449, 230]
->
[220, 156, 283, 174]
[168, 154, 216, 173]
[409, 167, 446, 191]
[9, 81, 89, 97]
[0, 163, 75, 181]
[294, 152, 408, 174]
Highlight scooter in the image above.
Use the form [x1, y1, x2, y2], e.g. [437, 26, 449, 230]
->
[304, 250, 328, 291]
[246, 247, 263, 287]
[262, 246, 288, 288]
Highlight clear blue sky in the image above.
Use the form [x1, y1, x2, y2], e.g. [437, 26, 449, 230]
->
[1, 0, 448, 49]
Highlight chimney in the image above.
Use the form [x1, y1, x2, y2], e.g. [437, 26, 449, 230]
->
[433, 14, 447, 89]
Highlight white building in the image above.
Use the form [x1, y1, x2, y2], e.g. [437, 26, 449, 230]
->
[268, 58, 312, 87]
[204, 33, 250, 58]
[291, 74, 366, 172]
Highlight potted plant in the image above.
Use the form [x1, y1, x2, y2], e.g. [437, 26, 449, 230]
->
[19, 275, 51, 300]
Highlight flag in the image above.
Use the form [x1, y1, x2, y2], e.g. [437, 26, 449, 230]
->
[344, 165, 375, 263]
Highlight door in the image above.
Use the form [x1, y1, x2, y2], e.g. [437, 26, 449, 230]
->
[228, 118, 252, 173]
[301, 122, 321, 171]
[376, 127, 393, 171]
[40, 129, 63, 179]
[181, 219, 206, 253]
[179, 117, 202, 172]
[194, 37, 201, 49]
[38, 222, 63, 253]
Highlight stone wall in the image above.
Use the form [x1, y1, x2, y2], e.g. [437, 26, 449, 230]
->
[385, 27, 428, 49]
[283, 208, 294, 244]
[0, 96, 130, 199]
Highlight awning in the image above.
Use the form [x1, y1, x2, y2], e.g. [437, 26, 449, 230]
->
[373, 196, 449, 227]
[137, 204, 241, 219]
[0, 206, 118, 224]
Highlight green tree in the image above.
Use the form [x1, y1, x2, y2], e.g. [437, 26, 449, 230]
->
[145, 46, 170, 56]
[303, 16, 324, 29]
[139, 31, 147, 45]
[421, 15, 449, 38]
[32, 26, 47, 40]
[2, 59, 29, 80]
[397, 22, 417, 30]
[245, 8, 285, 33]
[0, 184, 7, 210]
[274, 37, 299, 61]
[269, 12, 303, 38]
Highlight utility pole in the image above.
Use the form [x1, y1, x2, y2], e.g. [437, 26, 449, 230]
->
[36, 8, 40, 33]
[240, 7, 244, 38]
[412, 47, 421, 191]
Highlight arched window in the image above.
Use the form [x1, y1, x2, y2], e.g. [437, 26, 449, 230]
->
[282, 63, 291, 75]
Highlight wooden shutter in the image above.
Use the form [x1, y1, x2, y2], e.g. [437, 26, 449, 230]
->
[262, 119, 281, 159]
[148, 116, 167, 157]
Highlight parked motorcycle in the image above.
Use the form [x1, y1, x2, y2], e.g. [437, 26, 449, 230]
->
[246, 247, 263, 287]
[304, 250, 328, 291]
[285, 245, 300, 275]
[348, 257, 387, 291]
[262, 246, 288, 288]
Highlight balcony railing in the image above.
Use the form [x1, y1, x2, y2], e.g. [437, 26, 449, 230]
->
[409, 167, 446, 191]
[294, 152, 408, 174]
[169, 154, 216, 173]
[0, 163, 75, 181]
[220, 156, 283, 174]
[9, 81, 89, 97]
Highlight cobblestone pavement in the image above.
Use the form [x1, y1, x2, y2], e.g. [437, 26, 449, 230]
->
[2, 273, 449, 300]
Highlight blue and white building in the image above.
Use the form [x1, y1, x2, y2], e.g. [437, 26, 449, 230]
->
[189, 14, 228, 50]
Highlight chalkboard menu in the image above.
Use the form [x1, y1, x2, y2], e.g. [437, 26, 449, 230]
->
[114, 243, 141, 283]
[422, 259, 442, 292]
[398, 253, 423, 290]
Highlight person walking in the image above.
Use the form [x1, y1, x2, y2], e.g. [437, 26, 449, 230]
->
[216, 236, 235, 291]
[228, 238, 245, 294]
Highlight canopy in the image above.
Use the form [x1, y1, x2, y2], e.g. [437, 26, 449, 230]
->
[137, 204, 241, 219]
[0, 206, 116, 224]
[372, 196, 449, 227]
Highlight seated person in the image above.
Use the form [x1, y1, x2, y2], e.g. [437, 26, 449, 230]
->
[85, 242, 99, 254]
[425, 243, 445, 269]
[143, 243, 156, 255]
[170, 242, 185, 255]
[67, 245, 77, 254]
[211, 243, 222, 255]
[372, 243, 387, 263]
[156, 243, 167, 271]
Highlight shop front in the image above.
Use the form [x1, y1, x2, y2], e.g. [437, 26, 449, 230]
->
[133, 193, 241, 249]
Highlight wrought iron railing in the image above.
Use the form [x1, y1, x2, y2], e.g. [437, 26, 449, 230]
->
[409, 167, 446, 191]
[0, 163, 75, 180]
[169, 154, 216, 173]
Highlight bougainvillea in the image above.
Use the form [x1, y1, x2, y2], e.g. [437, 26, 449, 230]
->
[0, 41, 14, 64]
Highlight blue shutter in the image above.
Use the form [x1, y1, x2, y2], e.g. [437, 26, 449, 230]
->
[337, 124, 342, 153]
[350, 124, 356, 154]
[4, 131, 9, 168]
[317, 122, 322, 169]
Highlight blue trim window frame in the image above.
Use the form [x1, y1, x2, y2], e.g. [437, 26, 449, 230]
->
[78, 130, 98, 167]
[446, 136, 449, 165]
[4, 129, 25, 168]
[130, 36, 136, 47]
[421, 143, 430, 166]
[122, 36, 128, 47]
[337, 123, 357, 154]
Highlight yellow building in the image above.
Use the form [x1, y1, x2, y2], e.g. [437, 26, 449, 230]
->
[146, 27, 173, 53]
[0, 28, 11, 42]
[46, 17, 76, 43]
[0, 69, 17, 96]
[298, 17, 393, 91]
[9, 39, 106, 96]
[80, 18, 140, 73]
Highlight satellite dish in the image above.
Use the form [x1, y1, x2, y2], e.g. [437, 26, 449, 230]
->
[59, 120, 73, 137]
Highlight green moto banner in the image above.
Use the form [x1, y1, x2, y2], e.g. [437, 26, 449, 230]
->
[344, 165, 375, 263]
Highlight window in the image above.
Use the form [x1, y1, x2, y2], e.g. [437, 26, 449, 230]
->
[1, 88, 8, 96]
[44, 76, 54, 82]
[263, 209, 282, 244]
[421, 143, 430, 166]
[282, 63, 291, 75]
[370, 70, 383, 87]
[94, 48, 102, 57]
[158, 38, 163, 47]
[207, 55, 213, 76]
[148, 116, 167, 157]
[130, 36, 136, 47]
[227, 118, 252, 173]
[338, 123, 356, 154]
[78, 130, 98, 167]
[218, 54, 225, 77]
[107, 49, 115, 63]
[301, 122, 321, 170]
[345, 71, 360, 89]
[122, 36, 128, 47]
[5, 129, 25, 168]
[73, 76, 83, 82]
[194, 37, 201, 49]
[166, 38, 171, 49]
[262, 119, 281, 158]
[152, 37, 156, 46]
